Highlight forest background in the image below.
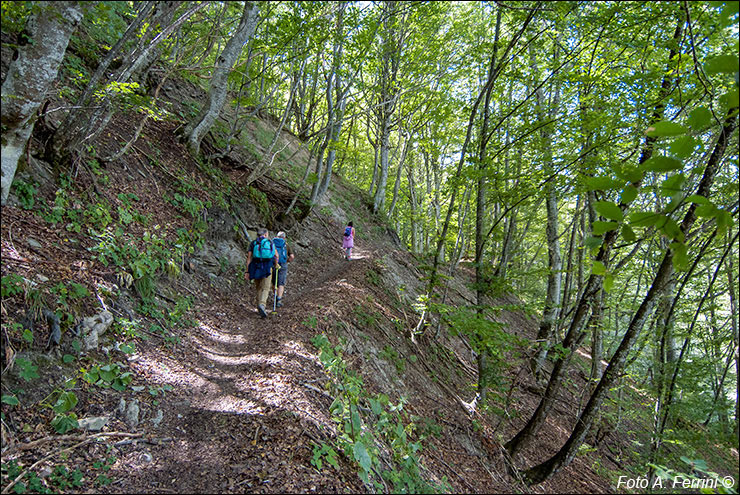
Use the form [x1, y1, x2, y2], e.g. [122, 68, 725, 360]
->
[1, 0, 738, 493]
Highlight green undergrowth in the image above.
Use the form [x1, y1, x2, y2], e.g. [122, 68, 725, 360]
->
[309, 332, 449, 494]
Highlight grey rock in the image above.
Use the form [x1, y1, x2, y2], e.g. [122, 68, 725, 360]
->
[125, 399, 140, 428]
[151, 409, 164, 427]
[117, 398, 127, 416]
[80, 310, 114, 350]
[27, 238, 42, 250]
[78, 416, 109, 431]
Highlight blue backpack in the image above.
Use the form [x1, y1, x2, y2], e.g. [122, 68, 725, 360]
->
[344, 226, 352, 237]
[273, 237, 288, 265]
[251, 237, 274, 260]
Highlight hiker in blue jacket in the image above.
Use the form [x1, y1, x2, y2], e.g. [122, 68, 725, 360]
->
[245, 228, 278, 318]
[271, 231, 295, 308]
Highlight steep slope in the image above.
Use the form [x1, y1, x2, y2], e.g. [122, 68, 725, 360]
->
[1, 106, 618, 494]
[3, 40, 736, 495]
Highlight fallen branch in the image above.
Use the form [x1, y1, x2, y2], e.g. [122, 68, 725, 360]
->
[2, 432, 143, 494]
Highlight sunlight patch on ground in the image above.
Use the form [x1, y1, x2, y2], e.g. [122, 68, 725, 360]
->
[281, 340, 320, 363]
[237, 373, 330, 427]
[134, 352, 213, 390]
[196, 322, 249, 345]
[201, 394, 264, 415]
[193, 342, 286, 368]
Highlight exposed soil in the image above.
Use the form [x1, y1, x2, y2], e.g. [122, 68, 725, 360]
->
[5, 105, 735, 495]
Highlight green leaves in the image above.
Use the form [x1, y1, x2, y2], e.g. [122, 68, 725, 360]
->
[620, 185, 638, 205]
[646, 121, 687, 137]
[592, 221, 618, 236]
[51, 413, 79, 434]
[53, 391, 78, 414]
[704, 54, 740, 74]
[641, 156, 683, 173]
[586, 176, 623, 191]
[688, 107, 712, 131]
[594, 201, 623, 221]
[16, 358, 39, 381]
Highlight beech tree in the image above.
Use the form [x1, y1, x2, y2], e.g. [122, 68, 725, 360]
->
[1, 1, 83, 204]
[182, 1, 259, 156]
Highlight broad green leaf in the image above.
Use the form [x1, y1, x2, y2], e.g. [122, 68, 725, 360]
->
[646, 121, 687, 137]
[660, 174, 685, 197]
[696, 204, 718, 218]
[592, 221, 619, 236]
[720, 89, 739, 113]
[584, 236, 603, 251]
[642, 156, 683, 173]
[2, 394, 20, 406]
[353, 442, 372, 472]
[688, 106, 712, 131]
[671, 242, 689, 271]
[369, 398, 383, 415]
[685, 194, 709, 205]
[51, 413, 78, 434]
[717, 210, 734, 236]
[661, 218, 684, 242]
[594, 201, 624, 221]
[592, 260, 607, 276]
[670, 136, 698, 159]
[586, 176, 622, 191]
[622, 224, 636, 242]
[705, 54, 740, 74]
[604, 273, 614, 293]
[63, 354, 75, 363]
[119, 343, 135, 354]
[620, 185, 638, 205]
[629, 211, 661, 228]
[612, 163, 642, 183]
[53, 391, 78, 414]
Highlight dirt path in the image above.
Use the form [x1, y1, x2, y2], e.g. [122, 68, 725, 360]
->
[98, 248, 372, 493]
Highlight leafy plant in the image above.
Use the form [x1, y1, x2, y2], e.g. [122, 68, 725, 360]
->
[82, 362, 133, 391]
[15, 358, 40, 381]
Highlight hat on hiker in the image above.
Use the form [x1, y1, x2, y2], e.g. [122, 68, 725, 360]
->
[276, 231, 285, 238]
[258, 228, 268, 236]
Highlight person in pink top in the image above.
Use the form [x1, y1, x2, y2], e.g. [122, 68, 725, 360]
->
[342, 221, 355, 260]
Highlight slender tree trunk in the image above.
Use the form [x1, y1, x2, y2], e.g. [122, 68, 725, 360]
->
[316, 3, 348, 200]
[529, 36, 563, 383]
[505, 11, 685, 459]
[373, 0, 402, 214]
[729, 244, 740, 439]
[388, 131, 411, 218]
[521, 103, 737, 485]
[183, 1, 259, 155]
[1, 1, 83, 205]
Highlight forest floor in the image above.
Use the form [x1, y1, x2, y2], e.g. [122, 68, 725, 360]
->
[2, 108, 737, 495]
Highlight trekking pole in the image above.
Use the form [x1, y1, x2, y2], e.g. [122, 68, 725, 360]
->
[272, 264, 280, 313]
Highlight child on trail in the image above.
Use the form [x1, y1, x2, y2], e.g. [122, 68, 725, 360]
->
[245, 228, 278, 318]
[271, 231, 295, 308]
[342, 221, 355, 260]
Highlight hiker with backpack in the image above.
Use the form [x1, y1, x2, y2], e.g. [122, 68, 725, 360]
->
[342, 221, 355, 260]
[245, 228, 278, 318]
[271, 231, 295, 308]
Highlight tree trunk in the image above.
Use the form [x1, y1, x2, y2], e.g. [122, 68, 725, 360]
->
[521, 103, 737, 485]
[372, 0, 401, 214]
[183, 2, 259, 155]
[505, 11, 685, 459]
[387, 131, 411, 218]
[529, 35, 563, 383]
[1, 1, 83, 205]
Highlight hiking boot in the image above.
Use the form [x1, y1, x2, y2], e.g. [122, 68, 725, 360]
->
[257, 305, 268, 318]
[276, 298, 283, 308]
